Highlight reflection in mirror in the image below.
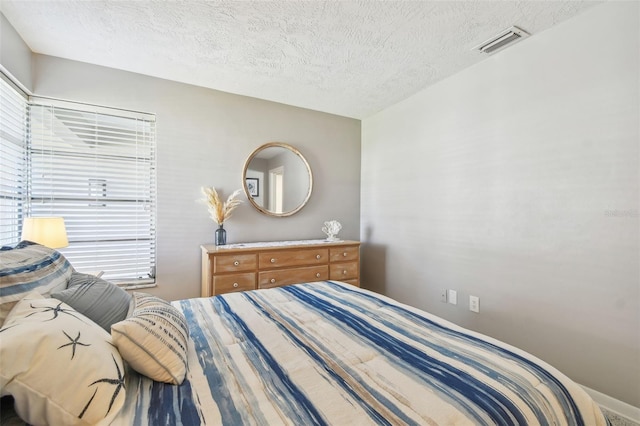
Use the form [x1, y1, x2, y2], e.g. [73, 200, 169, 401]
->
[243, 143, 313, 217]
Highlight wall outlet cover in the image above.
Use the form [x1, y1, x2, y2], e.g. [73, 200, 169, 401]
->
[470, 295, 480, 313]
[448, 289, 457, 305]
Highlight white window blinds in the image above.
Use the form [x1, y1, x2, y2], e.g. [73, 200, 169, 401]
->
[0, 77, 28, 246]
[29, 99, 157, 283]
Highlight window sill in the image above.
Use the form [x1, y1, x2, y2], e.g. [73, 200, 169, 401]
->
[117, 283, 157, 291]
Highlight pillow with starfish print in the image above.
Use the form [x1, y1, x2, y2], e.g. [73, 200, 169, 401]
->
[0, 291, 126, 426]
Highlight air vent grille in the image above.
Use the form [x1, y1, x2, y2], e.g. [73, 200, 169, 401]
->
[474, 26, 530, 55]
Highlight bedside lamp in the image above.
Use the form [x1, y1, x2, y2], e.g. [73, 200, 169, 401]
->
[21, 217, 69, 249]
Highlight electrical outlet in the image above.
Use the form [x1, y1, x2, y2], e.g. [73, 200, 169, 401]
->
[440, 290, 448, 303]
[469, 295, 480, 313]
[448, 289, 457, 305]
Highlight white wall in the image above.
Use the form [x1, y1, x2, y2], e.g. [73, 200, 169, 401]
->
[361, 1, 639, 407]
[26, 55, 360, 303]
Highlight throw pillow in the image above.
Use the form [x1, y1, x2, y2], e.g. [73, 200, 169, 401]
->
[111, 292, 189, 385]
[52, 272, 132, 332]
[0, 241, 74, 326]
[0, 291, 126, 425]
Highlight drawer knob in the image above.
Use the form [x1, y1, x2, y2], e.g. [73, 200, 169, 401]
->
[343, 270, 347, 274]
[270, 258, 276, 263]
[343, 252, 347, 257]
[316, 273, 321, 278]
[270, 278, 276, 283]
[234, 261, 240, 266]
[233, 282, 239, 288]
[316, 254, 321, 259]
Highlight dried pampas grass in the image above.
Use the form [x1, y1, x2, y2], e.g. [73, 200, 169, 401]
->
[201, 187, 243, 225]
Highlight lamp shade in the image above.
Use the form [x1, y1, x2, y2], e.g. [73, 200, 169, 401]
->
[21, 217, 69, 249]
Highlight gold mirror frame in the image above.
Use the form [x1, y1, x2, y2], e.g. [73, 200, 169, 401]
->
[242, 142, 313, 217]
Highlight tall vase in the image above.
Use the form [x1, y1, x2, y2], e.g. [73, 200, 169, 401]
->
[215, 224, 227, 246]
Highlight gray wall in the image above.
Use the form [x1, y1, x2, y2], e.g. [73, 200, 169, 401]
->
[24, 54, 360, 303]
[361, 2, 639, 406]
[0, 13, 32, 91]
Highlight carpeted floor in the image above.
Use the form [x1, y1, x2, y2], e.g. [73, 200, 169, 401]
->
[602, 407, 640, 426]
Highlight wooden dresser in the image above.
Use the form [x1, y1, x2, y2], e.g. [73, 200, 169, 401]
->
[201, 240, 360, 297]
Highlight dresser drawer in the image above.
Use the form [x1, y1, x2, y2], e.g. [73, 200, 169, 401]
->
[213, 273, 256, 294]
[330, 246, 359, 262]
[340, 279, 360, 287]
[330, 262, 358, 281]
[214, 253, 257, 273]
[259, 249, 328, 269]
[259, 265, 328, 289]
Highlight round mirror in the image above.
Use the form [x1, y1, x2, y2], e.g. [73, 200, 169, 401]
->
[242, 142, 313, 217]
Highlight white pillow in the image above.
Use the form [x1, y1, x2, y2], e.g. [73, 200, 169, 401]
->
[0, 291, 126, 426]
[111, 292, 189, 385]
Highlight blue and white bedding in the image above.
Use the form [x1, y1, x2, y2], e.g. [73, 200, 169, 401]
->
[115, 281, 608, 425]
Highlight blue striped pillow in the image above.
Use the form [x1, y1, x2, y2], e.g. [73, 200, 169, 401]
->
[0, 242, 74, 325]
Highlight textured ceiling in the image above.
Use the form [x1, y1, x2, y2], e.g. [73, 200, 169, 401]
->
[1, 1, 599, 119]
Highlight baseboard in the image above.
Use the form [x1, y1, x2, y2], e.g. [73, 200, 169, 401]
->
[581, 384, 640, 422]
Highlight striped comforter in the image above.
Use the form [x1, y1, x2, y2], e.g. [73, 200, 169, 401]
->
[114, 281, 608, 425]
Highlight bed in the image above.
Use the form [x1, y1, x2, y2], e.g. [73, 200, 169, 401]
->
[115, 280, 607, 425]
[0, 243, 609, 425]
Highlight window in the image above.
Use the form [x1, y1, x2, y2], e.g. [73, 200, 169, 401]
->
[0, 76, 157, 284]
[0, 76, 28, 246]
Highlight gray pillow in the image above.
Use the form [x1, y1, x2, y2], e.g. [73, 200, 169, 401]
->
[51, 272, 131, 332]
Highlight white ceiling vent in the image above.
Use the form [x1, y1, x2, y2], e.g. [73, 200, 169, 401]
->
[473, 26, 530, 55]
